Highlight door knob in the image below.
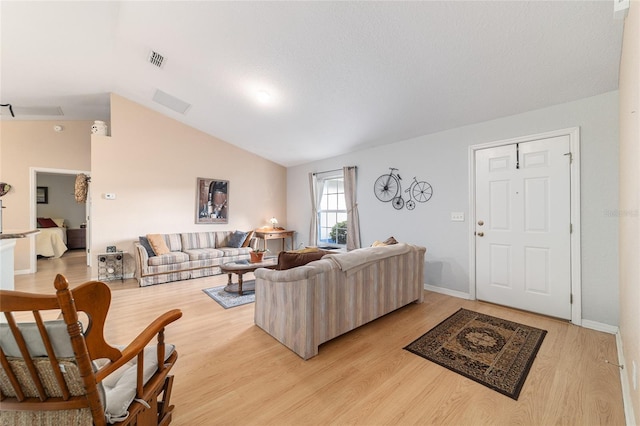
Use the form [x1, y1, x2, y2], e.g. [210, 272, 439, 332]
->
[477, 220, 484, 226]
[477, 232, 484, 237]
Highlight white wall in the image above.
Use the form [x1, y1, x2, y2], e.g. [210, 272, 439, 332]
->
[287, 91, 619, 326]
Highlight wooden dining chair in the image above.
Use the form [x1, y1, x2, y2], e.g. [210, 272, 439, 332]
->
[0, 274, 182, 425]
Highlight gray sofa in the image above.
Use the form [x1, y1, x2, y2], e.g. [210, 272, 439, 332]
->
[254, 243, 426, 359]
[134, 231, 254, 286]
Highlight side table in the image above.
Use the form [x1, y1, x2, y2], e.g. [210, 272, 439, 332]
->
[254, 229, 295, 252]
[97, 251, 126, 282]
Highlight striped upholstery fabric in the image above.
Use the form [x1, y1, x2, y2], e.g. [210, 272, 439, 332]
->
[217, 247, 252, 257]
[134, 231, 252, 287]
[181, 232, 216, 250]
[254, 243, 426, 359]
[164, 233, 183, 252]
[183, 248, 224, 261]
[148, 252, 189, 266]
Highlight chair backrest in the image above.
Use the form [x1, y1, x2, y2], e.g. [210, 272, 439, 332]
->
[0, 275, 121, 425]
[0, 274, 181, 426]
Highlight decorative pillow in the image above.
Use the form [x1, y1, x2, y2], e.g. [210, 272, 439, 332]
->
[287, 247, 319, 254]
[51, 218, 65, 227]
[138, 236, 156, 257]
[37, 217, 58, 228]
[228, 231, 248, 248]
[146, 234, 170, 255]
[276, 250, 328, 271]
[383, 236, 398, 245]
[241, 230, 255, 248]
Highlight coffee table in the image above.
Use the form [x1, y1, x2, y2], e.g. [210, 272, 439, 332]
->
[220, 258, 278, 295]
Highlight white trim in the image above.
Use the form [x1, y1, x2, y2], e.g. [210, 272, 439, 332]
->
[424, 284, 473, 300]
[581, 319, 619, 335]
[468, 127, 582, 325]
[615, 331, 637, 426]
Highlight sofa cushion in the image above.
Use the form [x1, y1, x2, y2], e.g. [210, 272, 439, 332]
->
[217, 247, 252, 257]
[183, 248, 224, 261]
[276, 250, 328, 270]
[228, 231, 248, 248]
[138, 236, 156, 257]
[147, 234, 170, 255]
[181, 232, 216, 250]
[147, 252, 189, 266]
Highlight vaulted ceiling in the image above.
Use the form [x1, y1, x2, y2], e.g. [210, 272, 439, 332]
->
[0, 1, 624, 166]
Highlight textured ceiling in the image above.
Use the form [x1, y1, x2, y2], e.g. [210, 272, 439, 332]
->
[0, 1, 624, 166]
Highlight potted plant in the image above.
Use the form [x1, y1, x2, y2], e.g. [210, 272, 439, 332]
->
[250, 248, 268, 263]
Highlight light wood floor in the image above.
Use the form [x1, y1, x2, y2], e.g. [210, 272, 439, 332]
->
[15, 251, 626, 425]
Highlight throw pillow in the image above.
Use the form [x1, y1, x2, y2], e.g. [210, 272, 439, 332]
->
[138, 236, 156, 257]
[383, 236, 398, 245]
[241, 230, 255, 248]
[37, 217, 58, 228]
[276, 250, 328, 270]
[228, 231, 248, 248]
[146, 234, 170, 255]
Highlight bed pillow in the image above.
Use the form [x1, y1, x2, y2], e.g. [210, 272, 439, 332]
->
[37, 217, 58, 228]
[146, 234, 170, 256]
[51, 218, 65, 228]
[227, 231, 248, 248]
[138, 236, 156, 257]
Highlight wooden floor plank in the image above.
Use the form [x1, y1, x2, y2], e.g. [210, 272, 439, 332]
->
[13, 251, 625, 425]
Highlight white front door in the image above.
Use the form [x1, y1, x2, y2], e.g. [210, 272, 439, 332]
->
[475, 136, 571, 319]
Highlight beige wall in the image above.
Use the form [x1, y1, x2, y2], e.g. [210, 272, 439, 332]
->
[90, 94, 286, 277]
[618, 1, 640, 423]
[0, 120, 92, 271]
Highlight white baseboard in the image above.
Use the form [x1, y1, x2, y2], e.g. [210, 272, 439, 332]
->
[581, 319, 619, 335]
[424, 284, 472, 300]
[14, 269, 32, 275]
[615, 331, 637, 426]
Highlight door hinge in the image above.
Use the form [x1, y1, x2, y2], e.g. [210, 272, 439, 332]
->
[570, 223, 573, 234]
[570, 293, 573, 304]
[564, 152, 573, 163]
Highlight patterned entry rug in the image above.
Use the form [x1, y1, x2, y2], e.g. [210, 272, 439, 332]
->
[404, 308, 546, 400]
[202, 285, 255, 309]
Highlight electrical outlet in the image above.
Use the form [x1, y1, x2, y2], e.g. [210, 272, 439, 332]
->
[451, 212, 465, 222]
[104, 193, 116, 200]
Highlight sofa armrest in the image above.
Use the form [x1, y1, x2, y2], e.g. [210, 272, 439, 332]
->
[254, 259, 334, 282]
[134, 243, 150, 277]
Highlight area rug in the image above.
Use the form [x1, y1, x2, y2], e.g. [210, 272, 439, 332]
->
[404, 308, 546, 400]
[202, 285, 255, 309]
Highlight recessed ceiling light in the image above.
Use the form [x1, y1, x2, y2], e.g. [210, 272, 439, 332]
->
[256, 90, 271, 104]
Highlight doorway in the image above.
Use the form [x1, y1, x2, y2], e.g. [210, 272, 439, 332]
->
[468, 128, 581, 324]
[30, 167, 91, 272]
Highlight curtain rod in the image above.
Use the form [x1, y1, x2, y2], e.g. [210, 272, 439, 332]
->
[312, 166, 357, 176]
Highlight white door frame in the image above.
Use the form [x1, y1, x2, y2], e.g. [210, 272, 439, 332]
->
[29, 167, 91, 273]
[468, 127, 582, 325]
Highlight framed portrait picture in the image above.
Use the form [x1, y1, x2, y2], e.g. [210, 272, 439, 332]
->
[196, 178, 228, 224]
[36, 186, 48, 204]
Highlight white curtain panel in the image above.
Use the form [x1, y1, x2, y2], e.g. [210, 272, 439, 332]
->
[308, 172, 320, 247]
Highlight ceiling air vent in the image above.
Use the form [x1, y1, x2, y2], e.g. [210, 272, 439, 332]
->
[148, 50, 165, 69]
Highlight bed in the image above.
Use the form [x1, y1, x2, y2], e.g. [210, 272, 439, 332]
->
[36, 218, 68, 258]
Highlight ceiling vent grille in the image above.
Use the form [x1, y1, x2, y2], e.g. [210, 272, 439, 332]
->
[148, 50, 165, 68]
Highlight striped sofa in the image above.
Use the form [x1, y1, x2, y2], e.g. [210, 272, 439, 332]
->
[134, 231, 253, 287]
[254, 243, 426, 359]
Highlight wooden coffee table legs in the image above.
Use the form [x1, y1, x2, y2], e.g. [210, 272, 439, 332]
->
[223, 272, 255, 296]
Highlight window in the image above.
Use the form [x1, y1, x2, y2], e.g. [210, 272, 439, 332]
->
[317, 174, 347, 247]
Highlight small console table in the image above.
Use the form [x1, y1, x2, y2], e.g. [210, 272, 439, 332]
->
[254, 229, 295, 252]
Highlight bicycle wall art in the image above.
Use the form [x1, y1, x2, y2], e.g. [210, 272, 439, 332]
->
[374, 167, 433, 210]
